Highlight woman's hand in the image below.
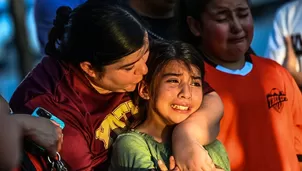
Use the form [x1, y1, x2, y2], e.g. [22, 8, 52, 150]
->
[158, 156, 223, 171]
[174, 140, 215, 171]
[12, 114, 63, 157]
[158, 156, 179, 171]
[171, 122, 216, 171]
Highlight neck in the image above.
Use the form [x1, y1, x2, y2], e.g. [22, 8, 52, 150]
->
[85, 75, 112, 94]
[201, 49, 246, 70]
[130, 0, 175, 19]
[137, 110, 173, 143]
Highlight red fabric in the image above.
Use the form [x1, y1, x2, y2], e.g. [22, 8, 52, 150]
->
[202, 81, 214, 95]
[205, 54, 302, 171]
[10, 56, 136, 170]
[25, 152, 47, 170]
[14, 152, 48, 171]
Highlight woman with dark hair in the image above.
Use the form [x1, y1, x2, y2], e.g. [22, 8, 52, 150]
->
[10, 1, 223, 170]
[178, 0, 302, 170]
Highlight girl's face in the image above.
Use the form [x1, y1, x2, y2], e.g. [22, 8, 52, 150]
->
[150, 60, 203, 125]
[190, 0, 253, 62]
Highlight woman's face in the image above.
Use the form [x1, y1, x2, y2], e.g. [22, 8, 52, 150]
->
[90, 36, 149, 93]
[195, 0, 253, 62]
[150, 60, 203, 125]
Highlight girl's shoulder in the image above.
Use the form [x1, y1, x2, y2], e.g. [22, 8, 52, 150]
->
[114, 129, 152, 146]
[251, 54, 289, 74]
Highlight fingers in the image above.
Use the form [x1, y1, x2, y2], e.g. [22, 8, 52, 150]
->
[57, 133, 63, 152]
[172, 166, 180, 171]
[158, 160, 168, 171]
[284, 36, 295, 58]
[169, 156, 181, 171]
[284, 36, 292, 45]
[196, 148, 214, 171]
[50, 123, 63, 157]
[169, 156, 176, 170]
[50, 120, 61, 127]
[215, 169, 225, 171]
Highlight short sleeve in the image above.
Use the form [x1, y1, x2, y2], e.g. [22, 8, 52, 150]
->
[109, 133, 156, 171]
[203, 81, 214, 95]
[204, 140, 230, 171]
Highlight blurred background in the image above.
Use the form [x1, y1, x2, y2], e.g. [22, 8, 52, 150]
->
[0, 0, 292, 101]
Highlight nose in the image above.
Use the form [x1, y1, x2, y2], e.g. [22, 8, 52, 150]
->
[135, 60, 148, 76]
[230, 14, 243, 34]
[178, 83, 192, 99]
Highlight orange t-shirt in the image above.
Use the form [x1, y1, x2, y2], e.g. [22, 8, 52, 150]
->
[205, 54, 302, 171]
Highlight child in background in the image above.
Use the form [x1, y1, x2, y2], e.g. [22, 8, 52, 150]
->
[109, 41, 230, 171]
[179, 0, 302, 170]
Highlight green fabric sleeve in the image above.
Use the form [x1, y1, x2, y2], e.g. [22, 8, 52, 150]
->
[205, 140, 231, 171]
[109, 133, 156, 171]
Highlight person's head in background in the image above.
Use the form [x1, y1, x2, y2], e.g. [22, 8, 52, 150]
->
[179, 0, 254, 70]
[132, 41, 205, 140]
[129, 0, 177, 18]
[45, 1, 149, 94]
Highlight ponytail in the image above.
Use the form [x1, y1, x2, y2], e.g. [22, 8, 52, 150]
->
[176, 0, 197, 45]
[45, 6, 72, 57]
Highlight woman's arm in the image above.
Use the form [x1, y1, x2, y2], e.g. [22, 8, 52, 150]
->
[0, 95, 22, 170]
[175, 91, 223, 145]
[172, 91, 224, 171]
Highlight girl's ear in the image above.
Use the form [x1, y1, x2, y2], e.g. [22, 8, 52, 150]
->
[138, 81, 150, 100]
[187, 16, 202, 37]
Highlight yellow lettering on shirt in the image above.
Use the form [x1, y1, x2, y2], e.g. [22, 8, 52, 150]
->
[95, 100, 138, 149]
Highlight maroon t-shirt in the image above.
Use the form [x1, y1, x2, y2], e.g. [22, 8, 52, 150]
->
[10, 56, 137, 170]
[10, 56, 214, 170]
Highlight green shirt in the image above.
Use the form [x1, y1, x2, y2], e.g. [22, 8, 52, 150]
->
[109, 130, 230, 171]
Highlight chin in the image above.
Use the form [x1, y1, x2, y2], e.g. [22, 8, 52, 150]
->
[125, 85, 137, 92]
[171, 117, 189, 124]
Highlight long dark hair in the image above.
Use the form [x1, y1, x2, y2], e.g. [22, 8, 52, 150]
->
[131, 40, 205, 128]
[45, 1, 146, 73]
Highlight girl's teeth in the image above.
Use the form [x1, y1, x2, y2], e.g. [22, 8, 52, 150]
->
[171, 104, 189, 110]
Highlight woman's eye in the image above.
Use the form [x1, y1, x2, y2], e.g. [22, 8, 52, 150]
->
[124, 66, 134, 71]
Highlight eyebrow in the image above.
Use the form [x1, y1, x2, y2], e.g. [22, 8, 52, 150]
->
[213, 7, 228, 14]
[236, 7, 249, 12]
[214, 6, 248, 14]
[162, 73, 182, 78]
[162, 73, 202, 80]
[119, 47, 149, 69]
[192, 76, 202, 80]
